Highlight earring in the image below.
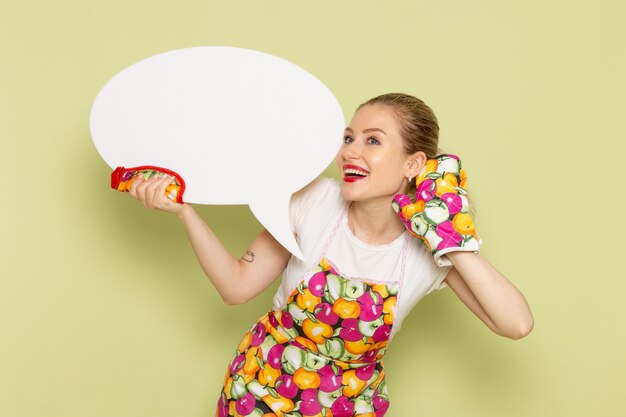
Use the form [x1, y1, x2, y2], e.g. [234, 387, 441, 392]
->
[407, 175, 413, 183]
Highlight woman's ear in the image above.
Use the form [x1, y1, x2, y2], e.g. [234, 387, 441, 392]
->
[407, 151, 428, 179]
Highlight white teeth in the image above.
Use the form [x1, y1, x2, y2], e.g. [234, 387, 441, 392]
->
[344, 168, 368, 176]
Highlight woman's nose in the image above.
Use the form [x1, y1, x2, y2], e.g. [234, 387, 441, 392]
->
[340, 144, 361, 161]
[341, 150, 358, 162]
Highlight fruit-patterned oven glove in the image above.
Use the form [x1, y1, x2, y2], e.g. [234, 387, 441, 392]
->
[392, 154, 482, 267]
[111, 165, 186, 203]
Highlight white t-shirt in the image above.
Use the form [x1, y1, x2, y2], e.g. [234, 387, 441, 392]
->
[272, 177, 453, 339]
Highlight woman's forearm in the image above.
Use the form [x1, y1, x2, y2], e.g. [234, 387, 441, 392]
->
[176, 204, 243, 304]
[445, 252, 534, 339]
[175, 203, 292, 305]
[129, 175, 291, 304]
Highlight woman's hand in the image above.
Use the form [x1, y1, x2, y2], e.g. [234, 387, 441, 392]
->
[128, 173, 186, 216]
[392, 153, 481, 266]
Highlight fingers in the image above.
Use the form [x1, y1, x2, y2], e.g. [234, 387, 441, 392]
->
[128, 174, 143, 198]
[128, 173, 177, 211]
[146, 175, 175, 208]
[149, 175, 176, 208]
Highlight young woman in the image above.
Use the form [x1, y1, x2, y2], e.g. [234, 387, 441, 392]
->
[128, 93, 534, 417]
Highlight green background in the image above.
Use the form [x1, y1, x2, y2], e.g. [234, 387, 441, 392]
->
[2, 1, 624, 416]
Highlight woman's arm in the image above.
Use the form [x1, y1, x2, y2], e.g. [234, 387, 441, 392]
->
[177, 204, 291, 304]
[441, 252, 534, 340]
[130, 174, 292, 305]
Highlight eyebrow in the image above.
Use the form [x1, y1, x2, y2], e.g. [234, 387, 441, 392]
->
[344, 127, 387, 135]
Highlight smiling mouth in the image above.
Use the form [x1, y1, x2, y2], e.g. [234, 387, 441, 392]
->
[343, 165, 369, 182]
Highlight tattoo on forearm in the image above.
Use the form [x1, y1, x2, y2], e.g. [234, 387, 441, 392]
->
[242, 250, 255, 263]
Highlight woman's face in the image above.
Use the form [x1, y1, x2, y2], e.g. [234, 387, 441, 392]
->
[335, 104, 412, 202]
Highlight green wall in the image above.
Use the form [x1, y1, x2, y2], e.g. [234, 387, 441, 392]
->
[2, 1, 624, 416]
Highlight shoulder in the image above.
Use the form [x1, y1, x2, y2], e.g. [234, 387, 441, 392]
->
[294, 176, 341, 200]
[291, 177, 342, 212]
[290, 177, 344, 232]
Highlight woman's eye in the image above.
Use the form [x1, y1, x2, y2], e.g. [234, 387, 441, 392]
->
[367, 136, 380, 145]
[343, 135, 354, 144]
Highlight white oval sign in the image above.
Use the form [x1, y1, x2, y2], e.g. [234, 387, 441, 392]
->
[90, 46, 345, 260]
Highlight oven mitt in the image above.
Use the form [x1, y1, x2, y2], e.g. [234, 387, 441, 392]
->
[111, 165, 186, 204]
[392, 154, 482, 267]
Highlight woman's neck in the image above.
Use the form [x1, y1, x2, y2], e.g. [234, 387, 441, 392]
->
[348, 199, 406, 245]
